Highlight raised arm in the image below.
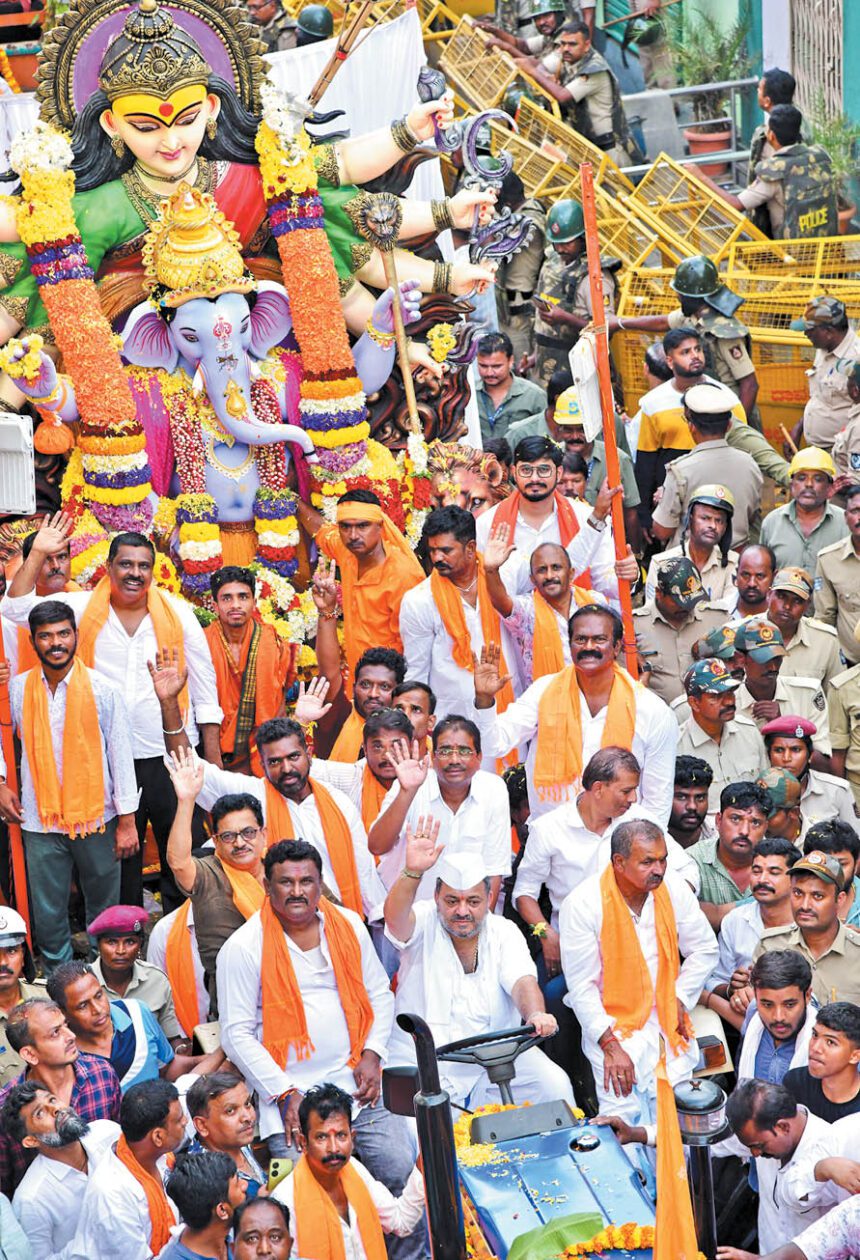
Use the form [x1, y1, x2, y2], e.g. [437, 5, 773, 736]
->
[335, 98, 453, 187]
[311, 559, 343, 702]
[147, 647, 194, 757]
[383, 818, 443, 943]
[367, 739, 429, 856]
[7, 511, 73, 598]
[165, 747, 206, 895]
[481, 523, 517, 619]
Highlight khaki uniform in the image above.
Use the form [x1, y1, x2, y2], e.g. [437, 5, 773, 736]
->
[831, 416, 860, 480]
[645, 545, 739, 604]
[677, 713, 768, 812]
[827, 662, 860, 806]
[813, 535, 860, 666]
[754, 921, 860, 1007]
[548, 48, 638, 169]
[801, 327, 860, 450]
[532, 251, 617, 387]
[633, 600, 728, 704]
[735, 675, 831, 755]
[666, 307, 755, 391]
[726, 417, 791, 489]
[652, 438, 763, 550]
[800, 768, 858, 839]
[779, 617, 843, 689]
[0, 980, 45, 1088]
[760, 501, 847, 577]
[497, 198, 547, 362]
[257, 10, 297, 51]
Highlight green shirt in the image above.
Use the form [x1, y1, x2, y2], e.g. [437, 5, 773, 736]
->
[686, 834, 752, 906]
[504, 410, 633, 459]
[759, 500, 848, 577]
[584, 441, 641, 509]
[476, 376, 547, 444]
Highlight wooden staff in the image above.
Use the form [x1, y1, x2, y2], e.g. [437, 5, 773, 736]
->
[308, 0, 377, 109]
[602, 0, 682, 28]
[580, 161, 638, 677]
[0, 612, 31, 935]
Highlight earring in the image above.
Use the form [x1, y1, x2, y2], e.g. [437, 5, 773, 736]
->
[206, 117, 217, 140]
[110, 134, 126, 158]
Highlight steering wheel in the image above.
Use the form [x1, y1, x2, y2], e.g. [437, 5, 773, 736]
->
[435, 1025, 553, 1105]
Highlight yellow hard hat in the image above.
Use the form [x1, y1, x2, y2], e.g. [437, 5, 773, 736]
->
[553, 387, 583, 427]
[788, 446, 836, 479]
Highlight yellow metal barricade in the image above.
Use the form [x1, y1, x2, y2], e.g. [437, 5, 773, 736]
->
[727, 235, 860, 285]
[515, 97, 634, 201]
[439, 19, 519, 109]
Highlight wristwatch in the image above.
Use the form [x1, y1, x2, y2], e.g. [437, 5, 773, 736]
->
[586, 513, 607, 532]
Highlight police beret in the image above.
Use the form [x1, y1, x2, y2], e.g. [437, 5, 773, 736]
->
[87, 905, 148, 937]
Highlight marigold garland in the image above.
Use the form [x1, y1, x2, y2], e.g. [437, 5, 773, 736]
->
[0, 49, 21, 95]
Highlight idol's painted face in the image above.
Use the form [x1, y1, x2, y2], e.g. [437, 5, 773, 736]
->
[101, 86, 218, 178]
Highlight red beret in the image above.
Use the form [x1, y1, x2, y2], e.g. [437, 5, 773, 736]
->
[88, 905, 148, 937]
[760, 714, 817, 739]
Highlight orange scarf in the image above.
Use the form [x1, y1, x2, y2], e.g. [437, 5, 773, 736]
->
[263, 780, 363, 916]
[16, 582, 80, 676]
[293, 1155, 387, 1260]
[598, 865, 698, 1260]
[330, 707, 365, 763]
[115, 1134, 176, 1255]
[531, 587, 602, 680]
[534, 663, 636, 800]
[76, 576, 188, 710]
[204, 619, 287, 773]
[21, 659, 105, 836]
[492, 490, 593, 588]
[260, 895, 374, 1068]
[164, 901, 199, 1039]
[220, 859, 266, 920]
[360, 762, 389, 832]
[429, 558, 514, 714]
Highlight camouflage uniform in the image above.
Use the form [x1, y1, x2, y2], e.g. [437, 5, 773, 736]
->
[739, 144, 838, 240]
[496, 198, 547, 363]
[256, 9, 297, 51]
[552, 48, 643, 168]
[531, 250, 619, 387]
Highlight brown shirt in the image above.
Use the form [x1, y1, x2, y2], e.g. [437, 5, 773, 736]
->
[191, 854, 246, 1003]
[0, 981, 44, 1088]
[754, 921, 860, 1007]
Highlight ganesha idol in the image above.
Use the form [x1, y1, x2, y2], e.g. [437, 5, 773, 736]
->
[4, 184, 422, 593]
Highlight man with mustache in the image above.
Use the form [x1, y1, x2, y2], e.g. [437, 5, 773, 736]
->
[765, 569, 843, 689]
[645, 484, 738, 604]
[186, 1072, 268, 1200]
[761, 447, 847, 575]
[3, 1082, 119, 1260]
[2, 521, 223, 912]
[0, 600, 138, 972]
[217, 840, 425, 1260]
[561, 819, 717, 1125]
[687, 781, 772, 931]
[734, 619, 832, 767]
[471, 603, 678, 822]
[721, 543, 777, 621]
[0, 512, 80, 679]
[272, 1083, 426, 1260]
[385, 840, 569, 1107]
[0, 910, 43, 1090]
[632, 558, 727, 704]
[677, 659, 768, 812]
[669, 756, 716, 850]
[802, 820, 860, 930]
[754, 851, 860, 1008]
[735, 951, 816, 1084]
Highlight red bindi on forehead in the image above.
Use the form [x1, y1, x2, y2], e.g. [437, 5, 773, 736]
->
[159, 103, 174, 118]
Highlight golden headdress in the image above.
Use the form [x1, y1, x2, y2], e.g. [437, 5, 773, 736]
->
[143, 184, 256, 308]
[98, 0, 210, 102]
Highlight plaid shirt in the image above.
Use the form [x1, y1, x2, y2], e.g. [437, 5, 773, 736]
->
[0, 1052, 121, 1196]
[686, 834, 751, 907]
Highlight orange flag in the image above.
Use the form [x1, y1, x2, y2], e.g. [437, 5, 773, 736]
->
[654, 1050, 700, 1260]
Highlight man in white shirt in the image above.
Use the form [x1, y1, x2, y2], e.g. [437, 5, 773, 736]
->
[384, 841, 572, 1109]
[723, 1080, 839, 1252]
[560, 818, 717, 1125]
[1, 521, 223, 911]
[216, 839, 424, 1260]
[152, 657, 385, 920]
[69, 1078, 186, 1260]
[368, 716, 510, 905]
[272, 1083, 425, 1260]
[4, 1083, 118, 1260]
[471, 604, 678, 821]
[146, 903, 208, 1034]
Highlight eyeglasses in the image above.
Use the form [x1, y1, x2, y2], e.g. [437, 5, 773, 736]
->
[215, 826, 261, 845]
[436, 744, 477, 760]
[517, 463, 555, 479]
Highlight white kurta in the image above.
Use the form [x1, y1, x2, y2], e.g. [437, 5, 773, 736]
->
[755, 1109, 839, 1252]
[559, 871, 718, 1121]
[68, 1145, 175, 1260]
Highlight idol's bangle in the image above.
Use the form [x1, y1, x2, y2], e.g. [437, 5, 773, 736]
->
[365, 319, 396, 350]
[431, 198, 455, 232]
[432, 261, 454, 294]
[391, 116, 420, 153]
[31, 381, 62, 407]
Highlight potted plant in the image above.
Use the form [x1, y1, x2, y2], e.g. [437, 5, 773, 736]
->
[806, 93, 860, 234]
[667, 3, 752, 177]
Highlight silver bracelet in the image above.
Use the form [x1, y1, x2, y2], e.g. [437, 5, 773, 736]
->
[162, 724, 185, 736]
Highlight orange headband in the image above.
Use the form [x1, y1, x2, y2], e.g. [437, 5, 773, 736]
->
[336, 503, 383, 524]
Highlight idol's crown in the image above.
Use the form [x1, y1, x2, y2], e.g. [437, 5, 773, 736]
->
[98, 0, 210, 102]
[143, 183, 256, 308]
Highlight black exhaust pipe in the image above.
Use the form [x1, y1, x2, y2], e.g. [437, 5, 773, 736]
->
[397, 1013, 467, 1260]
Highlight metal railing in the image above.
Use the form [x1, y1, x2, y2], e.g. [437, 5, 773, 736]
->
[625, 75, 758, 183]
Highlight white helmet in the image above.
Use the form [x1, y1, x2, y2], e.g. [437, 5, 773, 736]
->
[0, 907, 28, 946]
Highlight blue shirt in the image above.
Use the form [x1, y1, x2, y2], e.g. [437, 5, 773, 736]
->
[110, 998, 173, 1091]
[159, 1238, 233, 1260]
[753, 1027, 798, 1084]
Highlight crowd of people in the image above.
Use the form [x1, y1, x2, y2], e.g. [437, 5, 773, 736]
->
[0, 0, 859, 1257]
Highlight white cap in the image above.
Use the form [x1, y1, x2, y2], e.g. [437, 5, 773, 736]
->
[434, 851, 488, 892]
[0, 907, 28, 945]
[683, 382, 739, 415]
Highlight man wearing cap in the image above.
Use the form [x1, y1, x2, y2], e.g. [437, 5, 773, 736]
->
[761, 448, 847, 575]
[734, 620, 832, 765]
[677, 659, 768, 810]
[651, 382, 763, 550]
[754, 850, 860, 1008]
[384, 833, 572, 1109]
[758, 768, 804, 844]
[765, 568, 843, 688]
[632, 558, 727, 704]
[691, 623, 745, 680]
[764, 716, 858, 837]
[89, 907, 183, 1045]
[646, 484, 739, 603]
[815, 484, 860, 667]
[0, 912, 43, 1090]
[480, 0, 565, 58]
[687, 781, 772, 930]
[789, 297, 860, 452]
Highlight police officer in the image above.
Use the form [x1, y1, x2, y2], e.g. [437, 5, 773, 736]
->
[247, 0, 298, 52]
[529, 198, 620, 387]
[632, 556, 727, 704]
[0, 908, 42, 1088]
[746, 68, 797, 232]
[831, 362, 860, 486]
[762, 715, 858, 837]
[646, 483, 738, 603]
[517, 21, 642, 168]
[764, 567, 843, 689]
[295, 3, 333, 45]
[676, 658, 768, 811]
[651, 383, 763, 550]
[815, 483, 860, 668]
[760, 447, 847, 574]
[789, 298, 860, 452]
[733, 620, 831, 766]
[609, 255, 760, 423]
[494, 171, 547, 364]
[707, 104, 838, 241]
[479, 0, 566, 57]
[829, 659, 860, 808]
